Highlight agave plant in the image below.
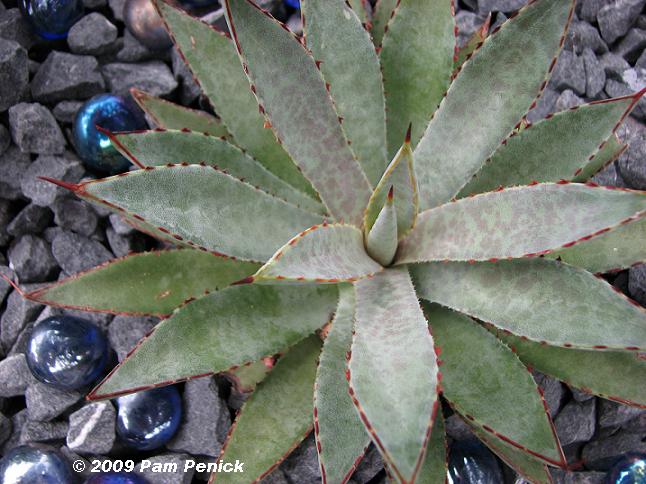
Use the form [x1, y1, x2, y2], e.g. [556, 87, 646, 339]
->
[12, 0, 646, 482]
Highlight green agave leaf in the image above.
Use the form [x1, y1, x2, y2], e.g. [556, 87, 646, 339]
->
[425, 304, 564, 467]
[214, 335, 321, 484]
[364, 131, 418, 240]
[573, 133, 627, 183]
[494, 329, 646, 408]
[397, 183, 646, 264]
[370, 0, 397, 48]
[253, 224, 382, 284]
[347, 0, 369, 24]
[314, 285, 370, 483]
[302, 0, 388, 186]
[463, 417, 553, 483]
[366, 188, 398, 267]
[416, 410, 447, 484]
[70, 165, 323, 262]
[415, 0, 575, 209]
[380, 0, 454, 156]
[24, 250, 259, 316]
[349, 267, 439, 483]
[547, 216, 646, 273]
[459, 94, 642, 196]
[224, 0, 373, 227]
[130, 88, 230, 138]
[453, 15, 490, 72]
[109, 129, 326, 215]
[225, 357, 273, 393]
[155, 1, 315, 197]
[88, 284, 337, 399]
[411, 259, 646, 351]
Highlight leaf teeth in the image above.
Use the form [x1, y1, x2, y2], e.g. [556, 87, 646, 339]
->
[38, 176, 80, 192]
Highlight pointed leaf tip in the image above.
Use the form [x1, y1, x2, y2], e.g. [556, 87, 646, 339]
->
[387, 185, 394, 201]
[38, 177, 79, 192]
[405, 123, 412, 144]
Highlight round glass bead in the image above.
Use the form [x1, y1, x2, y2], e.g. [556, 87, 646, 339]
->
[284, 0, 300, 8]
[0, 445, 74, 484]
[19, 0, 83, 40]
[85, 472, 149, 484]
[73, 94, 147, 175]
[123, 0, 172, 50]
[26, 315, 109, 391]
[448, 439, 503, 484]
[607, 453, 646, 484]
[116, 386, 182, 451]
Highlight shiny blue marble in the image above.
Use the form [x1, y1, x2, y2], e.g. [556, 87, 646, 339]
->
[116, 386, 182, 451]
[284, 0, 300, 8]
[19, 0, 83, 40]
[0, 445, 75, 484]
[73, 94, 147, 175]
[26, 315, 109, 391]
[607, 454, 646, 484]
[448, 439, 503, 484]
[85, 472, 149, 484]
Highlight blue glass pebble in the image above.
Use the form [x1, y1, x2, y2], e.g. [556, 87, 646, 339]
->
[19, 0, 83, 40]
[284, 0, 300, 9]
[607, 453, 646, 484]
[0, 445, 75, 484]
[448, 439, 503, 484]
[26, 315, 109, 391]
[73, 94, 147, 175]
[85, 472, 149, 484]
[116, 386, 182, 451]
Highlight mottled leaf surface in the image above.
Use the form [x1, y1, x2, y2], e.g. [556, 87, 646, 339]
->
[254, 224, 382, 283]
[347, 0, 369, 24]
[370, 0, 397, 47]
[314, 286, 370, 483]
[495, 330, 646, 407]
[214, 336, 321, 484]
[416, 410, 447, 484]
[380, 0, 454, 156]
[226, 358, 273, 393]
[349, 268, 438, 482]
[548, 217, 646, 273]
[573, 133, 626, 182]
[78, 165, 323, 262]
[89, 284, 337, 399]
[364, 139, 418, 239]
[412, 259, 646, 350]
[224, 0, 372, 226]
[302, 0, 388, 186]
[155, 2, 314, 196]
[454, 18, 489, 71]
[415, 0, 574, 209]
[459, 96, 638, 196]
[27, 250, 259, 316]
[397, 184, 646, 263]
[426, 304, 563, 465]
[464, 418, 552, 483]
[111, 130, 325, 214]
[130, 89, 230, 138]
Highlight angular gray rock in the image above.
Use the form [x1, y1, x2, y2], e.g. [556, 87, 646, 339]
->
[51, 230, 113, 275]
[0, 413, 10, 447]
[102, 61, 178, 98]
[53, 100, 83, 124]
[582, 429, 646, 470]
[571, 387, 596, 403]
[0, 200, 13, 247]
[1, 288, 43, 351]
[550, 469, 606, 483]
[117, 30, 159, 63]
[614, 28, 646, 62]
[8, 103, 66, 155]
[280, 435, 321, 483]
[68, 13, 118, 55]
[171, 48, 201, 105]
[0, 9, 36, 49]
[606, 77, 646, 121]
[21, 154, 85, 207]
[550, 51, 587, 96]
[109, 0, 126, 21]
[533, 372, 565, 418]
[52, 197, 98, 237]
[582, 48, 606, 98]
[0, 146, 30, 200]
[526, 88, 559, 123]
[349, 445, 384, 484]
[138, 454, 195, 484]
[107, 315, 158, 361]
[105, 228, 145, 258]
[0, 39, 28, 112]
[109, 213, 136, 236]
[629, 263, 646, 305]
[0, 123, 9, 156]
[445, 414, 475, 441]
[259, 468, 290, 484]
[167, 377, 231, 457]
[564, 21, 609, 55]
[578, 0, 613, 24]
[1, 410, 27, 454]
[555, 89, 584, 112]
[616, 115, 646, 188]
[477, 0, 527, 13]
[7, 234, 58, 283]
[599, 52, 631, 80]
[67, 402, 116, 455]
[554, 399, 596, 447]
[0, 265, 14, 304]
[0, 353, 36, 397]
[598, 399, 645, 428]
[597, 0, 646, 44]
[7, 204, 53, 237]
[20, 420, 69, 444]
[31, 51, 105, 104]
[26, 382, 83, 422]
